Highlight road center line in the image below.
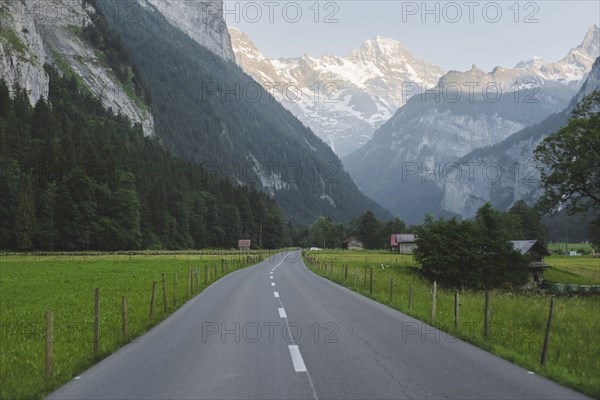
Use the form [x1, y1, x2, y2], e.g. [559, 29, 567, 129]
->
[274, 292, 280, 298]
[288, 345, 307, 372]
[273, 251, 319, 400]
[272, 282, 276, 286]
[278, 308, 287, 318]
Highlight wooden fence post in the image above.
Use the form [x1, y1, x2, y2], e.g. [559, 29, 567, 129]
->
[122, 295, 127, 338]
[541, 297, 555, 367]
[173, 273, 178, 307]
[454, 290, 459, 331]
[162, 274, 168, 314]
[45, 310, 53, 381]
[363, 267, 367, 288]
[150, 281, 157, 320]
[484, 289, 490, 339]
[369, 267, 373, 295]
[204, 263, 208, 285]
[408, 286, 413, 309]
[186, 268, 191, 297]
[195, 268, 200, 290]
[344, 265, 348, 281]
[94, 288, 100, 353]
[389, 278, 394, 304]
[431, 281, 437, 322]
[353, 268, 358, 288]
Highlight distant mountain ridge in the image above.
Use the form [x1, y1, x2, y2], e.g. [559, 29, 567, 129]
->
[230, 25, 599, 158]
[343, 26, 599, 224]
[442, 25, 598, 92]
[230, 28, 446, 157]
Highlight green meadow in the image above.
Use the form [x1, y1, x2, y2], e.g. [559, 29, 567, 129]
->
[0, 251, 268, 399]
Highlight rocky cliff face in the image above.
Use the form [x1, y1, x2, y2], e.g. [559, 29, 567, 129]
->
[230, 28, 446, 157]
[143, 0, 235, 62]
[0, 0, 49, 105]
[1, 0, 154, 135]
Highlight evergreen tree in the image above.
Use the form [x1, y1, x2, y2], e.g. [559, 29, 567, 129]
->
[355, 211, 380, 249]
[15, 174, 35, 250]
[508, 200, 547, 244]
[35, 182, 58, 250]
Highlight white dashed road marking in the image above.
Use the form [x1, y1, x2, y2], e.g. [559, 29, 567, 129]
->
[288, 345, 307, 372]
[269, 252, 318, 399]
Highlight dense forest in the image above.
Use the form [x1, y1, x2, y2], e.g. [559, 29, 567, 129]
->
[0, 70, 287, 251]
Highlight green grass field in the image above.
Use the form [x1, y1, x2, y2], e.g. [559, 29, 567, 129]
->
[548, 242, 595, 254]
[545, 255, 600, 284]
[304, 250, 600, 398]
[0, 251, 270, 400]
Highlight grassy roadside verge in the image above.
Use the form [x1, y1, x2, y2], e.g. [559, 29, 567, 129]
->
[303, 250, 600, 398]
[0, 251, 269, 399]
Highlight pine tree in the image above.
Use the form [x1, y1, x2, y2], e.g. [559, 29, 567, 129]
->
[15, 174, 35, 250]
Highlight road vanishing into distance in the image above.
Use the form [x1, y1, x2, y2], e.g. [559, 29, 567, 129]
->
[48, 251, 588, 400]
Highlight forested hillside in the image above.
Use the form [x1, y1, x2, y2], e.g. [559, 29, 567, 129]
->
[0, 70, 287, 251]
[96, 0, 390, 224]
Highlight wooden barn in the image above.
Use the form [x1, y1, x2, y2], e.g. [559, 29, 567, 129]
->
[391, 234, 417, 254]
[510, 240, 551, 288]
[341, 237, 364, 250]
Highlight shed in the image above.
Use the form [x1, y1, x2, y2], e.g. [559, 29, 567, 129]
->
[510, 240, 551, 288]
[341, 237, 364, 250]
[391, 234, 417, 254]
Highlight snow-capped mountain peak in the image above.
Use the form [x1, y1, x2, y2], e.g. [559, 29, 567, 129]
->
[230, 30, 445, 156]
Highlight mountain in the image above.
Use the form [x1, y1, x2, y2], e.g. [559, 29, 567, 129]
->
[0, 71, 289, 250]
[141, 0, 235, 62]
[0, 2, 289, 250]
[344, 26, 599, 224]
[441, 56, 600, 218]
[438, 25, 598, 92]
[0, 0, 154, 135]
[96, 0, 391, 224]
[229, 28, 446, 157]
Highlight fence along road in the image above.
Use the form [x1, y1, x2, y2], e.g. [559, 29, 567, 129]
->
[47, 251, 588, 400]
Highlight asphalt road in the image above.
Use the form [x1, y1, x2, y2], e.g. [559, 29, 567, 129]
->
[47, 251, 588, 399]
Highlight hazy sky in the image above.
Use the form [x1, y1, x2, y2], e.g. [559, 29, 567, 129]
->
[224, 0, 599, 72]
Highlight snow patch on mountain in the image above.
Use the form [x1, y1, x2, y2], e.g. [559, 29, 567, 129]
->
[229, 28, 446, 157]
